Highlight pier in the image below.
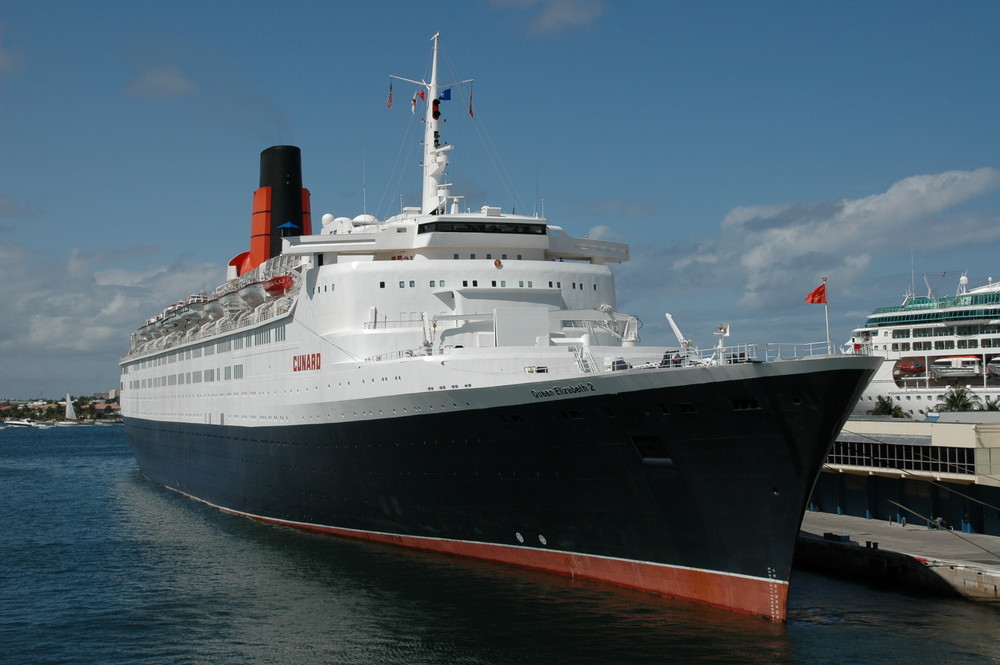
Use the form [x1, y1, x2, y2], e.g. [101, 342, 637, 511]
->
[796, 511, 1000, 602]
[798, 413, 1000, 604]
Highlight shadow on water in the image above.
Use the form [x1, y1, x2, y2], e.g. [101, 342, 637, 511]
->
[114, 471, 794, 665]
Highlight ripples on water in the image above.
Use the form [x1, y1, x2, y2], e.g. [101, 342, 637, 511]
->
[1, 426, 998, 664]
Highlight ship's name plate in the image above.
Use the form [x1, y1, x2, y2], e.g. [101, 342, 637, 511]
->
[293, 353, 322, 372]
[531, 382, 595, 399]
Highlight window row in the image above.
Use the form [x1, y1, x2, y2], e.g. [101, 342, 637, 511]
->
[892, 338, 1000, 352]
[418, 221, 545, 235]
[827, 441, 974, 475]
[122, 325, 285, 375]
[376, 279, 599, 291]
[127, 364, 245, 390]
[891, 324, 1000, 339]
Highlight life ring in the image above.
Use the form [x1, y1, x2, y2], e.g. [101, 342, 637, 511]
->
[493, 259, 502, 268]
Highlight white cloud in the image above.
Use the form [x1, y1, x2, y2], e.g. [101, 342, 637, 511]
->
[611, 167, 1000, 350]
[532, 0, 604, 33]
[0, 243, 224, 396]
[124, 41, 289, 142]
[668, 168, 1000, 309]
[492, 0, 604, 34]
[125, 66, 196, 99]
[585, 224, 622, 241]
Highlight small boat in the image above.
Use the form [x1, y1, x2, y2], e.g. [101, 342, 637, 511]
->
[4, 418, 36, 427]
[202, 299, 224, 320]
[263, 275, 293, 296]
[218, 290, 244, 313]
[237, 282, 267, 306]
[987, 357, 1000, 377]
[930, 356, 982, 378]
[894, 358, 925, 374]
[54, 393, 81, 425]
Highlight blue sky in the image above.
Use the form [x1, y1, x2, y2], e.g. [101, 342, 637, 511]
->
[2, 0, 999, 398]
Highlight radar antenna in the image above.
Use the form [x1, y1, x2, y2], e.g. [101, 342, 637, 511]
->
[389, 33, 473, 215]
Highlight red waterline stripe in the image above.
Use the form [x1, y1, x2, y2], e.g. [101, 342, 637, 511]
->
[167, 485, 788, 621]
[252, 513, 790, 621]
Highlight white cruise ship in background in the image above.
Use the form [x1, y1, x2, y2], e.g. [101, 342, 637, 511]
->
[847, 272, 1000, 416]
[120, 33, 879, 622]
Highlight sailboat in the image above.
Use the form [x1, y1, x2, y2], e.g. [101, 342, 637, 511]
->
[55, 393, 80, 425]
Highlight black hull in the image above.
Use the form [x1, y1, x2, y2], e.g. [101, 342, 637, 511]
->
[125, 362, 874, 619]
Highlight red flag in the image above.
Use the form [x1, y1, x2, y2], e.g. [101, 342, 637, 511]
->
[386, 81, 393, 109]
[805, 283, 827, 304]
[468, 86, 474, 118]
[411, 90, 425, 114]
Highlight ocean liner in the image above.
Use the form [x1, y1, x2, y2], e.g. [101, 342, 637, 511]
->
[121, 34, 879, 621]
[847, 272, 1000, 416]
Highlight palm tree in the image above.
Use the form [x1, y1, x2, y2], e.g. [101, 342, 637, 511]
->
[935, 385, 981, 412]
[980, 395, 1000, 411]
[867, 395, 911, 418]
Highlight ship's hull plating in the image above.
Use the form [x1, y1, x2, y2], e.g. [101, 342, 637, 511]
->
[125, 359, 876, 620]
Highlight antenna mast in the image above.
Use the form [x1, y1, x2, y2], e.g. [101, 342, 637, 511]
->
[390, 33, 473, 215]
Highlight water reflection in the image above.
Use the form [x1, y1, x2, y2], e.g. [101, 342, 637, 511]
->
[118, 473, 796, 664]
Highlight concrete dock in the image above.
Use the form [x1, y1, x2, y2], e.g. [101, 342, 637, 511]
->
[797, 511, 1000, 603]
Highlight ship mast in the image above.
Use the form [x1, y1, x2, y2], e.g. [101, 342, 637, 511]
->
[391, 33, 472, 215]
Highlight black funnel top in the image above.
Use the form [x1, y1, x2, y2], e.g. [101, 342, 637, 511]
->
[260, 145, 304, 256]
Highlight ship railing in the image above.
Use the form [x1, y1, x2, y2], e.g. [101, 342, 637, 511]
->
[364, 318, 424, 330]
[356, 344, 764, 373]
[364, 347, 434, 362]
[121, 292, 298, 361]
[762, 341, 836, 361]
[214, 254, 304, 299]
[571, 345, 599, 373]
[589, 345, 759, 371]
[843, 340, 874, 356]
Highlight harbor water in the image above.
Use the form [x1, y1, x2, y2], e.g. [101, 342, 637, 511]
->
[2, 425, 998, 664]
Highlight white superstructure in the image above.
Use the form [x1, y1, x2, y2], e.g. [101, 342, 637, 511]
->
[120, 34, 687, 427]
[847, 272, 1000, 416]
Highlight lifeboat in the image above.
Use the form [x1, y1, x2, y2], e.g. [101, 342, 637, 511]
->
[182, 293, 222, 323]
[238, 282, 267, 306]
[202, 299, 224, 320]
[263, 275, 293, 296]
[894, 358, 925, 375]
[220, 291, 243, 312]
[930, 356, 982, 378]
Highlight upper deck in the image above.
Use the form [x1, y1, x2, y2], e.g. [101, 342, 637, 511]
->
[862, 282, 1000, 330]
[284, 210, 628, 266]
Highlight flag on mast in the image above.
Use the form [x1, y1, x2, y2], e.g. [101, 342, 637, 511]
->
[805, 283, 827, 304]
[385, 81, 393, 109]
[805, 278, 832, 353]
[411, 90, 425, 115]
[468, 85, 474, 118]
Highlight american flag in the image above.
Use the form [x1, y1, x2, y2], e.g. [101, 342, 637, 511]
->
[385, 81, 393, 109]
